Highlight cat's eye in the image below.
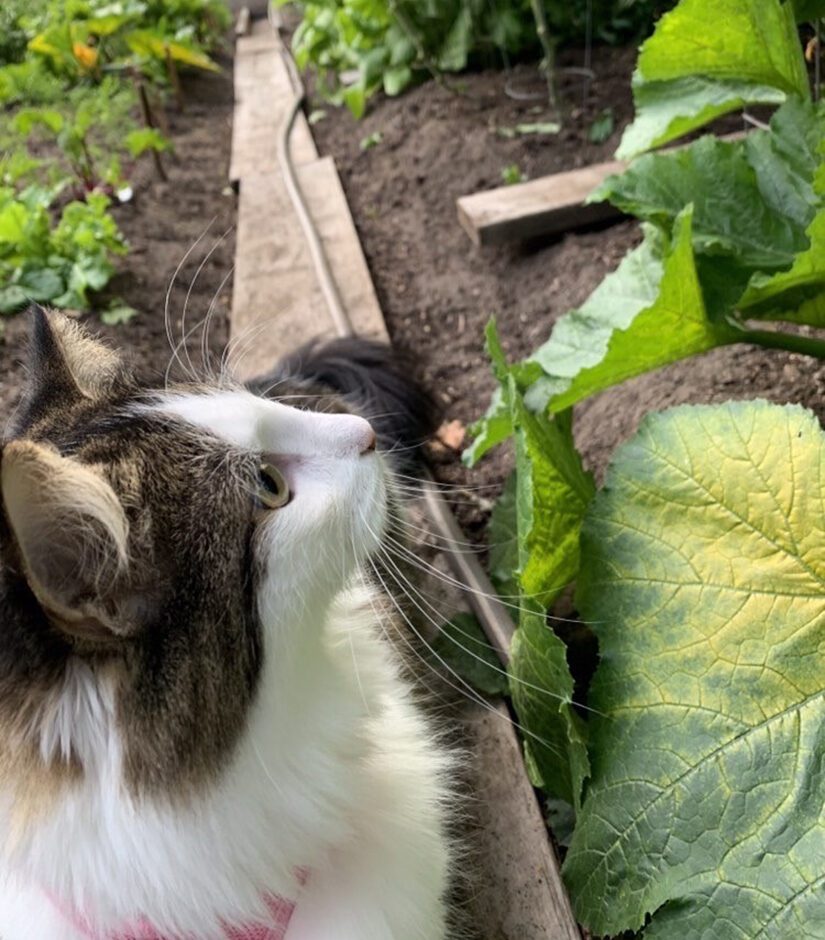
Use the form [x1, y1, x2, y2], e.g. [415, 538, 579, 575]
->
[256, 463, 290, 510]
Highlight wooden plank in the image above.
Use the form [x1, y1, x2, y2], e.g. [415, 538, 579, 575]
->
[464, 703, 581, 940]
[457, 160, 625, 246]
[231, 157, 385, 380]
[458, 131, 751, 246]
[234, 5, 251, 36]
[230, 30, 317, 184]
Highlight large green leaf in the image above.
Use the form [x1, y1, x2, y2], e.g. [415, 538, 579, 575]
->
[618, 76, 785, 160]
[524, 210, 735, 414]
[482, 322, 593, 809]
[735, 105, 825, 325]
[619, 0, 809, 156]
[594, 135, 810, 273]
[740, 209, 825, 325]
[508, 398, 592, 810]
[509, 388, 593, 807]
[565, 400, 825, 938]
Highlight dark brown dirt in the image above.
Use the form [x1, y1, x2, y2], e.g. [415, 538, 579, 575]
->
[0, 63, 236, 416]
[312, 47, 825, 535]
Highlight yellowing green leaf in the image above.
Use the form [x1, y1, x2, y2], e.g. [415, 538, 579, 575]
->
[126, 30, 219, 72]
[565, 400, 825, 938]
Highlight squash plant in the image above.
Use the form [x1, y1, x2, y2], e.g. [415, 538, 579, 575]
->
[467, 0, 825, 935]
[468, 0, 825, 465]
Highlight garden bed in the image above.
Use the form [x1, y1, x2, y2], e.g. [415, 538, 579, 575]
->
[0, 63, 236, 414]
[311, 50, 825, 523]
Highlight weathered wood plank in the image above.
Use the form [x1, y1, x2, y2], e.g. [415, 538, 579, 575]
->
[230, 31, 317, 184]
[458, 130, 751, 246]
[457, 160, 625, 246]
[464, 702, 581, 940]
[231, 157, 385, 380]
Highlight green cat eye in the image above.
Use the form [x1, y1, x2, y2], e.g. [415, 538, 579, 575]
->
[257, 463, 290, 509]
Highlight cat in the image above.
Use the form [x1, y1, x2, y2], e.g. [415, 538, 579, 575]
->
[0, 308, 452, 940]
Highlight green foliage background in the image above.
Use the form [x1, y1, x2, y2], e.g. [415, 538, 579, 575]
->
[283, 0, 671, 116]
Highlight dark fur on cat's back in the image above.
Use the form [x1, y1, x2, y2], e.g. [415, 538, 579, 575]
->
[0, 309, 436, 802]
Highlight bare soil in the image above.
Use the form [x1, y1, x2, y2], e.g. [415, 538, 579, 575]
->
[311, 48, 825, 536]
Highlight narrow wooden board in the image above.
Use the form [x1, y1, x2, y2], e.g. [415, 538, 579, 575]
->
[457, 159, 625, 246]
[458, 130, 751, 246]
[464, 703, 581, 940]
[230, 30, 317, 185]
[231, 157, 385, 381]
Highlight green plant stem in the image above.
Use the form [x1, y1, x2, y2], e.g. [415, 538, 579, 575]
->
[135, 77, 167, 182]
[529, 0, 560, 119]
[739, 327, 825, 358]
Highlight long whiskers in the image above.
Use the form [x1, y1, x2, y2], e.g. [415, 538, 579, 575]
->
[164, 216, 218, 388]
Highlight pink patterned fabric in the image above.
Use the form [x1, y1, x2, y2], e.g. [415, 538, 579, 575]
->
[46, 891, 297, 940]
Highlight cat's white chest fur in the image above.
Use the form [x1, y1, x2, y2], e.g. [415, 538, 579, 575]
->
[0, 584, 451, 940]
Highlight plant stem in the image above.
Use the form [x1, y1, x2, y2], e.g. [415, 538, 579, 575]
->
[529, 0, 561, 120]
[816, 20, 822, 102]
[135, 77, 168, 182]
[739, 327, 825, 359]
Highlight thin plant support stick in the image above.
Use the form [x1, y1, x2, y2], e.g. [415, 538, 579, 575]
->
[530, 0, 560, 119]
[135, 77, 168, 181]
[816, 19, 822, 102]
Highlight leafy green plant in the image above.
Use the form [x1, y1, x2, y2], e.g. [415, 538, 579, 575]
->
[0, 185, 127, 313]
[284, 0, 671, 117]
[14, 0, 228, 80]
[479, 315, 825, 935]
[4, 78, 162, 193]
[0, 0, 222, 315]
[465, 0, 825, 934]
[501, 162, 527, 184]
[467, 0, 825, 466]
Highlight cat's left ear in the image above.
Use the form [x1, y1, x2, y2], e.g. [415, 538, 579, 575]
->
[16, 305, 127, 429]
[1, 439, 143, 642]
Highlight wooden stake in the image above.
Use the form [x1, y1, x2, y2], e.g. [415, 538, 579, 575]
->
[530, 0, 561, 120]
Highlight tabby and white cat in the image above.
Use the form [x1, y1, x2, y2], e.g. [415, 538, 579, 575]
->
[0, 309, 451, 939]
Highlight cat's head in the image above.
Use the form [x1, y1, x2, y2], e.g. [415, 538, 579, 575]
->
[0, 308, 385, 799]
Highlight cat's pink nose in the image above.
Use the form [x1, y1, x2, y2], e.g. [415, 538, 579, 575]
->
[333, 414, 376, 456]
[362, 427, 377, 454]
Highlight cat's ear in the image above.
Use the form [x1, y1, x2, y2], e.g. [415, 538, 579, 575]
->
[1, 439, 138, 641]
[21, 305, 125, 422]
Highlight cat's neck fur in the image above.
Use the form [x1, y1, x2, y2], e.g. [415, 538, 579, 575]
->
[2, 581, 382, 938]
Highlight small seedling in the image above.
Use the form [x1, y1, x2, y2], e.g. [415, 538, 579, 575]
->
[500, 163, 527, 185]
[100, 301, 138, 326]
[359, 131, 383, 151]
[587, 107, 615, 143]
